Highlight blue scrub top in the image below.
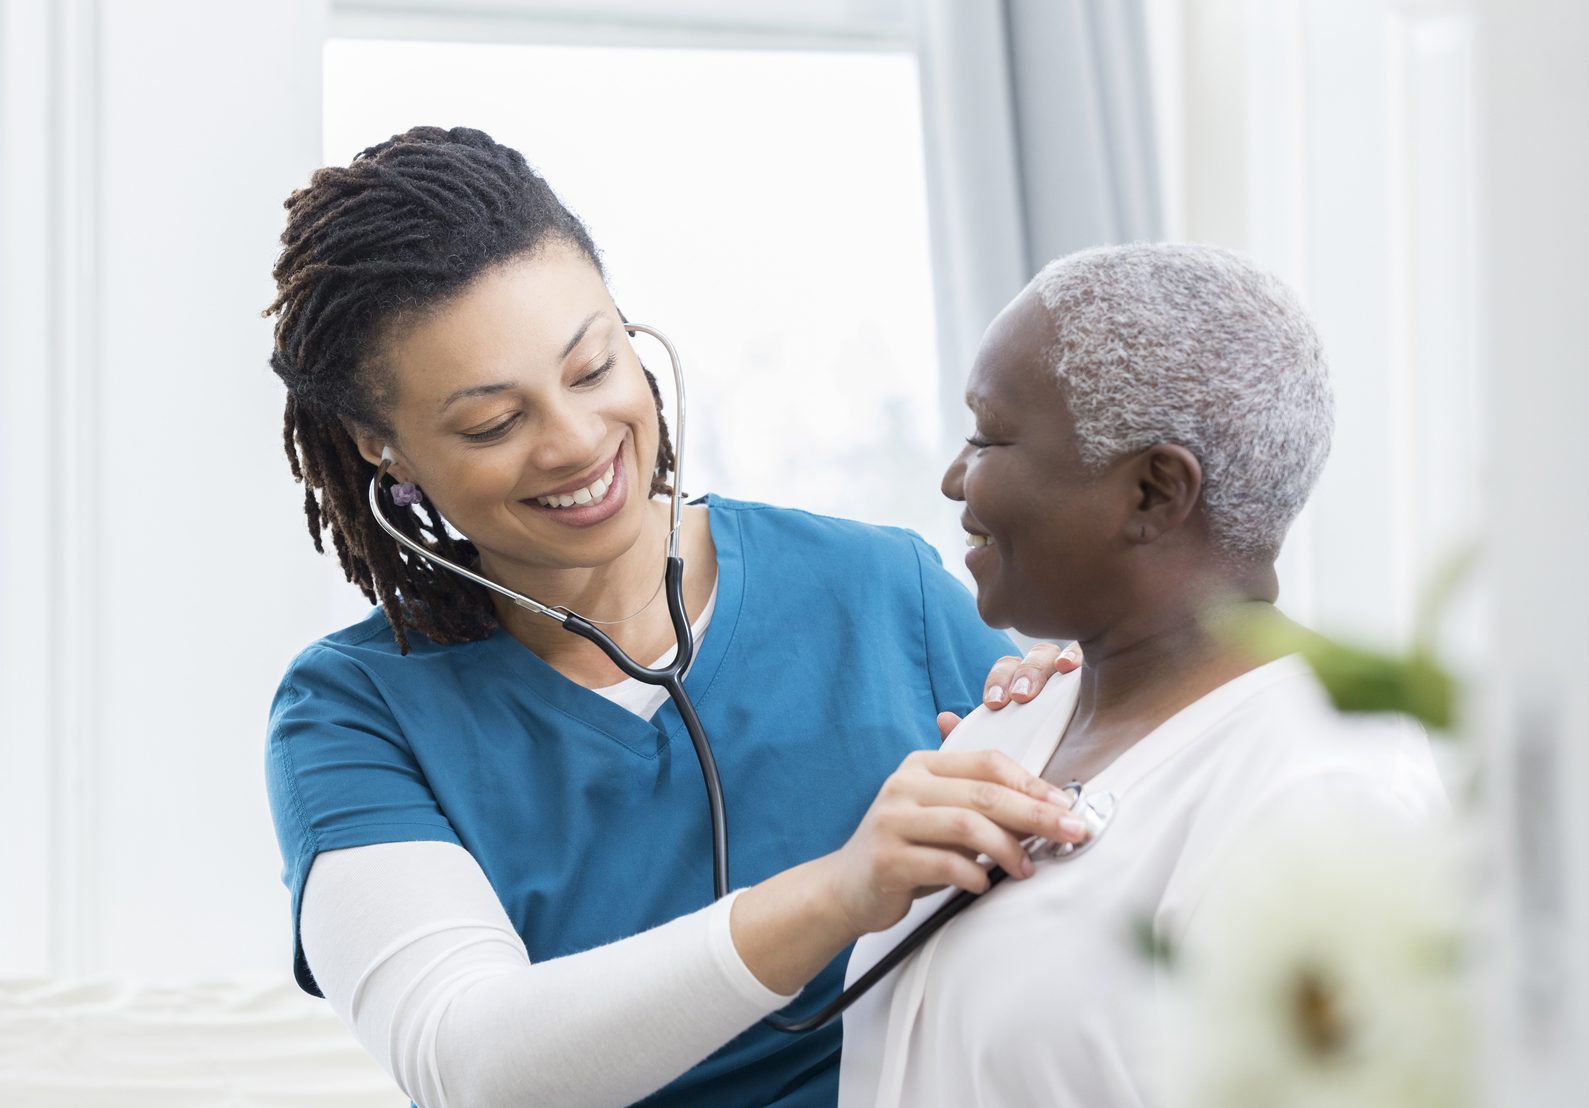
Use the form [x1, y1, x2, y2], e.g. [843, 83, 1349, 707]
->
[267, 496, 1014, 1106]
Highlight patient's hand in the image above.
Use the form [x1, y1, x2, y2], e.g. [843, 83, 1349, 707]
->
[979, 642, 1083, 712]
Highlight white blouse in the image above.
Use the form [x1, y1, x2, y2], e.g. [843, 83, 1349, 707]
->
[838, 656, 1447, 1108]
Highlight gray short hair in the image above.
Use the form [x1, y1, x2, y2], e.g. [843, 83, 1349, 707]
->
[1032, 243, 1333, 560]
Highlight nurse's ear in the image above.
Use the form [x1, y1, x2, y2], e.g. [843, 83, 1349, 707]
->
[1126, 443, 1203, 545]
[347, 422, 413, 484]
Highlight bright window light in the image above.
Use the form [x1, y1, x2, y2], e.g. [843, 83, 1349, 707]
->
[324, 39, 958, 562]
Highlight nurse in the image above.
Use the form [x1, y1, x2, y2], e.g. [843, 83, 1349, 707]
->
[263, 125, 1082, 1108]
[838, 243, 1448, 1106]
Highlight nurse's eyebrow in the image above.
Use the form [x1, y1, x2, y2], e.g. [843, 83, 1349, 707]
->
[439, 383, 513, 412]
[438, 313, 607, 412]
[559, 311, 603, 361]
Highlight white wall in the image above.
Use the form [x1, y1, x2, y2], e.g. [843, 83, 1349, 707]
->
[0, 0, 58, 975]
[0, 0, 344, 979]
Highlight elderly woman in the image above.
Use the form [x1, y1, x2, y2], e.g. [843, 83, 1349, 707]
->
[837, 243, 1447, 1107]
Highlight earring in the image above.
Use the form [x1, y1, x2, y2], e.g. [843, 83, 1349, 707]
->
[390, 482, 424, 507]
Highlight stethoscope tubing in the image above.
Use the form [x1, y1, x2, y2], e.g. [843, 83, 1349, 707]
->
[765, 843, 1021, 1032]
[762, 781, 1092, 1034]
[366, 325, 729, 900]
[561, 564, 731, 903]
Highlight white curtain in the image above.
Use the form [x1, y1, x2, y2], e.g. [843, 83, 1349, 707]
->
[911, 0, 1162, 423]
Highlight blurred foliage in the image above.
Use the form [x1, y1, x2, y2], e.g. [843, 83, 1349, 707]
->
[1213, 545, 1475, 735]
[1134, 914, 1178, 969]
[1225, 617, 1458, 731]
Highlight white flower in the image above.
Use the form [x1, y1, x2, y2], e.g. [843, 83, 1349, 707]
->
[1162, 806, 1475, 1108]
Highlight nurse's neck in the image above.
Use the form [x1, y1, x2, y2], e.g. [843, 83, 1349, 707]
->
[1043, 560, 1284, 784]
[485, 500, 715, 687]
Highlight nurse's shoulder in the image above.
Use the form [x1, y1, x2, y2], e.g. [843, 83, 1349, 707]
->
[269, 604, 493, 738]
[707, 493, 946, 579]
[282, 603, 486, 672]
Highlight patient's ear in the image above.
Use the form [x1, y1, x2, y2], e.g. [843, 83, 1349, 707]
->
[1128, 444, 1202, 544]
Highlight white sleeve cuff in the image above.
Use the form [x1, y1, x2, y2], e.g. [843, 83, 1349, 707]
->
[707, 888, 803, 1009]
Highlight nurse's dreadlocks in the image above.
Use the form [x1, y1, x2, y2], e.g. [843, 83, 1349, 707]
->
[265, 125, 675, 653]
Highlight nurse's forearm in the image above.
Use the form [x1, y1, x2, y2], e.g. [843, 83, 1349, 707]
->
[304, 841, 798, 1108]
[729, 855, 860, 995]
[729, 747, 1089, 995]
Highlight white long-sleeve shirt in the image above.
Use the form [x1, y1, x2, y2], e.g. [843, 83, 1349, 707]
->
[301, 841, 795, 1108]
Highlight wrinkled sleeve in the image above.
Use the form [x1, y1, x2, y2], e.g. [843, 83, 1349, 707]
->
[909, 536, 1017, 720]
[302, 842, 795, 1108]
[266, 644, 462, 996]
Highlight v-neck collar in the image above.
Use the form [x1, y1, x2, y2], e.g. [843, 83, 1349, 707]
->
[467, 495, 746, 759]
[1016, 655, 1312, 798]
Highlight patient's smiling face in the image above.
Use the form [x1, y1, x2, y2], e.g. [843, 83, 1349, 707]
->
[941, 285, 1136, 640]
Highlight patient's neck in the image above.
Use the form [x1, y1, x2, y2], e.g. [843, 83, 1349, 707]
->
[1044, 568, 1281, 785]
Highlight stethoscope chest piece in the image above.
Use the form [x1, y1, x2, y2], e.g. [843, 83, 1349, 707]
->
[1030, 785, 1117, 863]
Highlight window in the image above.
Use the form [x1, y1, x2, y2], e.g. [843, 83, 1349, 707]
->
[325, 38, 962, 564]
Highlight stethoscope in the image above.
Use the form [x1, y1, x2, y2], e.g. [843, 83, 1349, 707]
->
[366, 321, 1118, 1033]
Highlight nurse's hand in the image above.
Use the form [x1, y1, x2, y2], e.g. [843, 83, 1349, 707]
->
[821, 749, 1088, 936]
[980, 642, 1083, 711]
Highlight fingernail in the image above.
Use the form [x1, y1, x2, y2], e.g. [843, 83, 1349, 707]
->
[986, 685, 1005, 704]
[1011, 676, 1032, 697]
[1046, 787, 1071, 807]
[1061, 645, 1082, 664]
[1019, 855, 1035, 877]
[1060, 816, 1086, 837]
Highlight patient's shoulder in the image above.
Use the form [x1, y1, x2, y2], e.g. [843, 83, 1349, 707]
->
[1190, 659, 1449, 827]
[938, 671, 1082, 764]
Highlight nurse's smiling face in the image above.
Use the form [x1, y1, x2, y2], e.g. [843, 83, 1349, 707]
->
[941, 285, 1137, 641]
[351, 240, 663, 582]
